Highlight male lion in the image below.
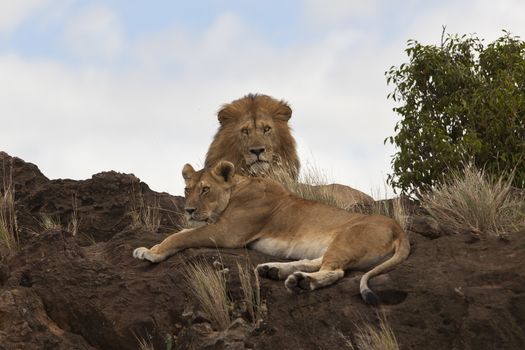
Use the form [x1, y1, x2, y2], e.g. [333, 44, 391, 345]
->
[205, 94, 300, 179]
[133, 161, 410, 303]
[204, 93, 374, 207]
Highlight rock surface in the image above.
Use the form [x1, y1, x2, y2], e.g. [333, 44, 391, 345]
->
[0, 152, 524, 349]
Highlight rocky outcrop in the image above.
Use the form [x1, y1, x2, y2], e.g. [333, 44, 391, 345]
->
[0, 152, 524, 349]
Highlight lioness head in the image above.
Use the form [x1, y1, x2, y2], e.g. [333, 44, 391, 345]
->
[182, 161, 235, 228]
[205, 94, 300, 179]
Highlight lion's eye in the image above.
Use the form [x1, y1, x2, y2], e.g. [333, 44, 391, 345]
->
[263, 126, 272, 133]
[241, 128, 249, 135]
[201, 186, 210, 194]
[184, 188, 190, 196]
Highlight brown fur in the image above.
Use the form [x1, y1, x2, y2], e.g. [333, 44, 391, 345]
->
[205, 94, 300, 179]
[134, 162, 410, 303]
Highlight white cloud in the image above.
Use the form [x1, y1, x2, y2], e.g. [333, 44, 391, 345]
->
[62, 4, 123, 61]
[302, 0, 379, 26]
[0, 0, 48, 35]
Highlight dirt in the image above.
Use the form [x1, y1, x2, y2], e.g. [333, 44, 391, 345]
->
[1, 151, 524, 350]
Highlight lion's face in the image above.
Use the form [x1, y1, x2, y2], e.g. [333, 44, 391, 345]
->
[236, 112, 279, 174]
[205, 94, 300, 179]
[182, 161, 235, 228]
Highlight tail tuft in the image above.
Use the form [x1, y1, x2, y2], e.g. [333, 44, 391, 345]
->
[361, 288, 380, 305]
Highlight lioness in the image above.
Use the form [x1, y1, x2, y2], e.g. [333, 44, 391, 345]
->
[133, 161, 410, 303]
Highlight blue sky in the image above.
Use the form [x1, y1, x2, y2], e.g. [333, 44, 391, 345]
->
[1, 0, 524, 196]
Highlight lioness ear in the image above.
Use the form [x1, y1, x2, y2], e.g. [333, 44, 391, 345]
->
[217, 105, 237, 126]
[213, 161, 235, 183]
[182, 164, 196, 184]
[274, 100, 292, 122]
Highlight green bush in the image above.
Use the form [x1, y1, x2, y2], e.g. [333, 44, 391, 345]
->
[385, 30, 525, 196]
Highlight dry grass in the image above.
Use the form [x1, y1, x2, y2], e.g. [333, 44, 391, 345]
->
[130, 183, 161, 232]
[134, 332, 155, 350]
[0, 164, 18, 251]
[421, 163, 525, 238]
[236, 261, 263, 324]
[393, 197, 409, 232]
[182, 258, 232, 331]
[344, 311, 399, 350]
[80, 232, 97, 245]
[141, 197, 161, 232]
[163, 198, 188, 231]
[368, 186, 396, 217]
[67, 194, 80, 236]
[40, 214, 61, 230]
[269, 163, 354, 210]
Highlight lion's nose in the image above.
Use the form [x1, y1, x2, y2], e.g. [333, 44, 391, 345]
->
[185, 207, 196, 215]
[250, 147, 265, 157]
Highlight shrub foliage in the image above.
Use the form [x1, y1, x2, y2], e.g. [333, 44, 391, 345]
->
[386, 30, 525, 196]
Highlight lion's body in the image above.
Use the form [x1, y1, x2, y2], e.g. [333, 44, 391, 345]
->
[134, 162, 410, 303]
[205, 94, 300, 179]
[305, 183, 375, 207]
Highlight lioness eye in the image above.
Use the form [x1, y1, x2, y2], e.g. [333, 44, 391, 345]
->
[184, 188, 190, 196]
[263, 126, 272, 133]
[201, 186, 210, 194]
[241, 128, 249, 135]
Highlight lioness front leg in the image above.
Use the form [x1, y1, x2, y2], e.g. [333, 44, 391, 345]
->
[133, 243, 170, 263]
[134, 229, 196, 263]
[131, 228, 198, 263]
[133, 226, 242, 263]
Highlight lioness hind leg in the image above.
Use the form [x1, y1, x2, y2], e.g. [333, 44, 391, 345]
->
[257, 258, 322, 280]
[285, 268, 344, 293]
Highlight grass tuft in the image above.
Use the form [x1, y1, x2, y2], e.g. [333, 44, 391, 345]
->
[40, 214, 61, 230]
[392, 197, 410, 233]
[130, 182, 161, 232]
[67, 194, 80, 236]
[134, 332, 155, 350]
[344, 311, 399, 350]
[236, 260, 263, 324]
[182, 258, 232, 331]
[0, 163, 18, 251]
[421, 163, 525, 238]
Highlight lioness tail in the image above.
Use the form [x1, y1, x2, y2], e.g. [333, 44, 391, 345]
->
[359, 230, 410, 304]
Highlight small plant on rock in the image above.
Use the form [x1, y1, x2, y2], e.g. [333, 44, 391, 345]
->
[236, 260, 263, 324]
[0, 164, 18, 251]
[182, 258, 232, 331]
[344, 311, 399, 350]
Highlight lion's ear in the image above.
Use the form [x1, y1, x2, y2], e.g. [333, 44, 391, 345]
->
[217, 105, 237, 126]
[182, 164, 196, 184]
[213, 161, 235, 183]
[274, 101, 292, 122]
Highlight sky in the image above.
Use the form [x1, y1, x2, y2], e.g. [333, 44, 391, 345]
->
[1, 0, 524, 197]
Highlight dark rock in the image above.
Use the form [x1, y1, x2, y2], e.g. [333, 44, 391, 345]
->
[0, 152, 524, 350]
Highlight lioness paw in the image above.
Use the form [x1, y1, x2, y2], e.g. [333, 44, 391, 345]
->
[132, 247, 164, 263]
[285, 272, 312, 294]
[133, 247, 148, 259]
[256, 264, 281, 280]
